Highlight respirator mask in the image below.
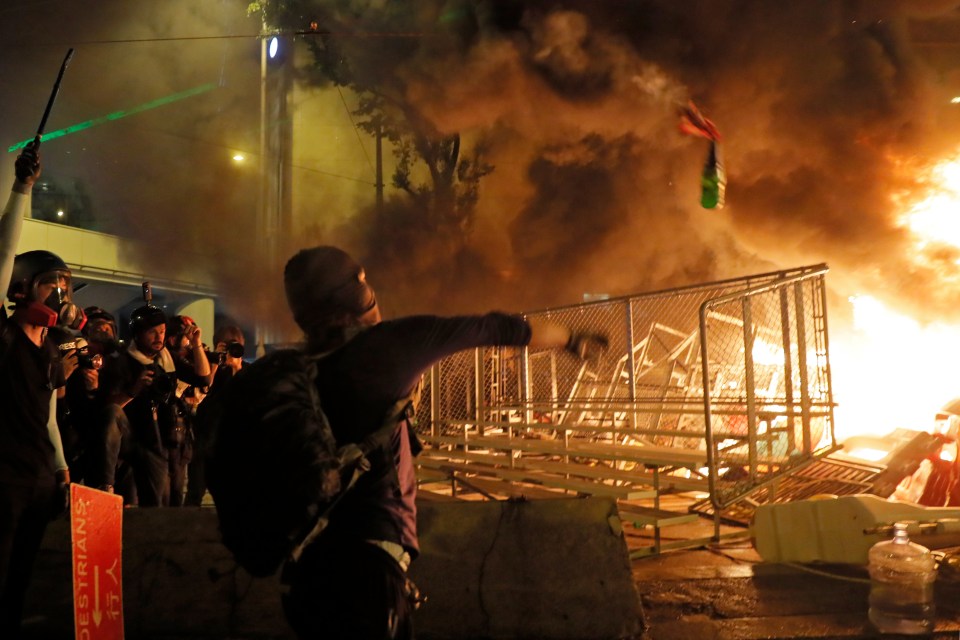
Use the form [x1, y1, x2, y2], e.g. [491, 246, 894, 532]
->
[20, 269, 86, 331]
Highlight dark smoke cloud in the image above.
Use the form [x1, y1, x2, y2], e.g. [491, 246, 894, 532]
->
[5, 0, 960, 337]
[343, 0, 960, 327]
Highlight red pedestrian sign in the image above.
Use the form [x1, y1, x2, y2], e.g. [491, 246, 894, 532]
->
[71, 484, 124, 639]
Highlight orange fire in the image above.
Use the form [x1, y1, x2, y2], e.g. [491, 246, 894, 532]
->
[832, 153, 960, 446]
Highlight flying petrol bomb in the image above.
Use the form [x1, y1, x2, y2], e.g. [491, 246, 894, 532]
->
[679, 100, 725, 210]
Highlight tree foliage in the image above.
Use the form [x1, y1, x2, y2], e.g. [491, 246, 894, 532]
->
[249, 0, 493, 233]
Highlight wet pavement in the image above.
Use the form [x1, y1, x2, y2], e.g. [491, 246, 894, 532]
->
[20, 497, 960, 639]
[626, 519, 960, 640]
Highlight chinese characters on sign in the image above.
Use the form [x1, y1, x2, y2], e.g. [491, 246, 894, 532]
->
[71, 484, 124, 640]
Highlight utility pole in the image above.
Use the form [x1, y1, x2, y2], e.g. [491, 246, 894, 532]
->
[375, 118, 384, 214]
[256, 30, 294, 355]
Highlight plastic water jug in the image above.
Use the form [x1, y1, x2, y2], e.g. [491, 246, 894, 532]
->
[867, 522, 936, 635]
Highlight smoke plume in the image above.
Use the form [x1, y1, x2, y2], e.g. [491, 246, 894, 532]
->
[5, 0, 960, 337]
[341, 0, 960, 326]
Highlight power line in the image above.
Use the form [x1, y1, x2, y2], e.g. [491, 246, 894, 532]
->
[3, 34, 260, 47]
[1, 30, 431, 49]
[335, 85, 376, 180]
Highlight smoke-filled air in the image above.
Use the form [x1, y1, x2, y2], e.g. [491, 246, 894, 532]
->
[271, 0, 960, 328]
[2, 0, 959, 315]
[5, 2, 960, 430]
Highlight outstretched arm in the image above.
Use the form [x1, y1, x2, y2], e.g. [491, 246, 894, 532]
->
[363, 313, 609, 400]
[0, 142, 41, 296]
[527, 317, 571, 349]
[527, 316, 609, 359]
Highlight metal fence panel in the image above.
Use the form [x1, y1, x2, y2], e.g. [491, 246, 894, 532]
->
[416, 264, 837, 509]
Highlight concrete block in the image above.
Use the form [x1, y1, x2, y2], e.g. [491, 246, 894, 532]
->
[23, 497, 642, 639]
[411, 496, 643, 640]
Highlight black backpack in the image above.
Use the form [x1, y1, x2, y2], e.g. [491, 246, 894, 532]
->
[205, 348, 406, 577]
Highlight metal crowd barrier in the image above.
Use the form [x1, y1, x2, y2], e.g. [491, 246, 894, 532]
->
[415, 264, 837, 511]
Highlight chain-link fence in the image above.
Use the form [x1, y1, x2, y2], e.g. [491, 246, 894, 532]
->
[416, 264, 837, 509]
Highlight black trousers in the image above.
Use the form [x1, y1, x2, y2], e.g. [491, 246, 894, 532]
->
[0, 475, 55, 639]
[166, 441, 192, 507]
[183, 451, 206, 506]
[281, 537, 415, 640]
[132, 448, 168, 507]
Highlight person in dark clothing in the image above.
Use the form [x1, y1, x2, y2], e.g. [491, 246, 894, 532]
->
[83, 306, 120, 349]
[162, 315, 213, 506]
[0, 142, 80, 638]
[185, 324, 245, 506]
[93, 305, 210, 505]
[55, 307, 119, 485]
[278, 246, 607, 640]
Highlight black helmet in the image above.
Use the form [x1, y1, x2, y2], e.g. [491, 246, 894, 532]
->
[7, 250, 85, 330]
[84, 306, 116, 325]
[129, 304, 167, 335]
[83, 306, 118, 337]
[7, 250, 70, 302]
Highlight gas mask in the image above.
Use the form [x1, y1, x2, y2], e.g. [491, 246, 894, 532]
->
[17, 269, 86, 330]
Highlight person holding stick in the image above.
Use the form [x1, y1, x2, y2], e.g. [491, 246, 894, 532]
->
[0, 143, 77, 638]
[0, 50, 78, 638]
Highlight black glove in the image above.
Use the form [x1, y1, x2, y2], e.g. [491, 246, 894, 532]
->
[15, 139, 41, 187]
[565, 332, 609, 361]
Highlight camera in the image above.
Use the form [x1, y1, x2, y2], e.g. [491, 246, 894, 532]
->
[224, 341, 245, 359]
[205, 340, 245, 366]
[146, 363, 176, 401]
[58, 337, 103, 370]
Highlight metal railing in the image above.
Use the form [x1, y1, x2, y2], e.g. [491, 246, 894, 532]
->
[416, 264, 837, 509]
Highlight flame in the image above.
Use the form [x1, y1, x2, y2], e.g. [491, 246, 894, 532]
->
[941, 444, 957, 462]
[843, 447, 890, 462]
[898, 154, 960, 250]
[832, 153, 960, 443]
[832, 294, 960, 442]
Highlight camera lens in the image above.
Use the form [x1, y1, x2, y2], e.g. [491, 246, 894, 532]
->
[226, 342, 245, 359]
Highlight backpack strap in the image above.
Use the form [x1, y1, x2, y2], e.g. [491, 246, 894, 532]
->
[287, 390, 418, 565]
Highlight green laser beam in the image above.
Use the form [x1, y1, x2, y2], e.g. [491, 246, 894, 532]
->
[8, 83, 217, 152]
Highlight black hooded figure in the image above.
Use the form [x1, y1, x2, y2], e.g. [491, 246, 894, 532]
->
[276, 245, 608, 639]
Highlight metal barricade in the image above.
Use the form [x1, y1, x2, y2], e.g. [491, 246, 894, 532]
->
[416, 264, 837, 510]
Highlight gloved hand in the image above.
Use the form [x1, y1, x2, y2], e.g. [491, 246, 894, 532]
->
[14, 139, 41, 189]
[60, 348, 79, 381]
[565, 332, 609, 361]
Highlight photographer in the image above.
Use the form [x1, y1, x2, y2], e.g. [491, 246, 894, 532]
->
[185, 324, 245, 506]
[94, 305, 210, 506]
[163, 315, 213, 507]
[51, 329, 97, 485]
[54, 307, 121, 485]
[82, 306, 120, 348]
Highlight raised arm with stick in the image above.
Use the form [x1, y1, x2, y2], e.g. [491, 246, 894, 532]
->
[34, 48, 75, 148]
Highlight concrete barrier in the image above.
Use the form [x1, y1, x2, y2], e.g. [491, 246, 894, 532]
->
[23, 496, 642, 639]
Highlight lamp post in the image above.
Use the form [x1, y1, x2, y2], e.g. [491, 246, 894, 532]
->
[256, 29, 294, 356]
